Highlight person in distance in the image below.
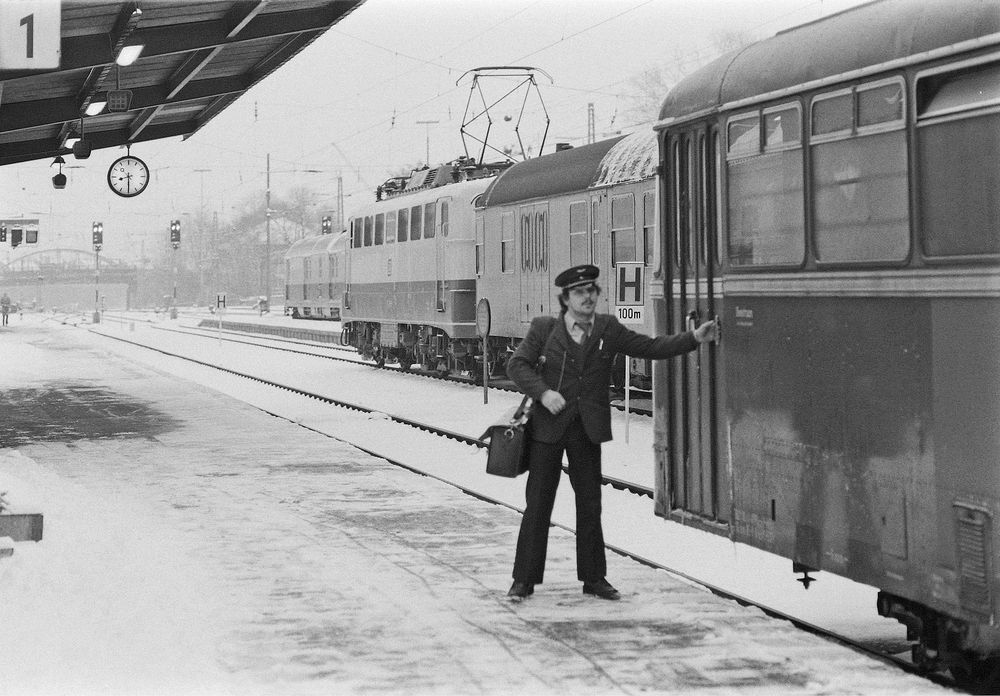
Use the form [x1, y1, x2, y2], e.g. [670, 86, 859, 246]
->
[506, 264, 718, 601]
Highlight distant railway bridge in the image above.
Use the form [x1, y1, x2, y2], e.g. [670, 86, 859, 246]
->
[0, 248, 138, 312]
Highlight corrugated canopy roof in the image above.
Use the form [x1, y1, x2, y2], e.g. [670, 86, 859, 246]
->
[0, 0, 364, 167]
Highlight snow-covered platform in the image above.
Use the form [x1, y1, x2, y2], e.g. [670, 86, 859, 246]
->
[0, 318, 946, 694]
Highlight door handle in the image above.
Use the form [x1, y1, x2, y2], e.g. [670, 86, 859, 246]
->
[686, 309, 699, 333]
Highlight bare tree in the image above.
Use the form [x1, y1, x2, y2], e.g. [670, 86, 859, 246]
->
[621, 30, 756, 126]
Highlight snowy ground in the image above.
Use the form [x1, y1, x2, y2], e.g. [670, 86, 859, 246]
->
[0, 314, 952, 694]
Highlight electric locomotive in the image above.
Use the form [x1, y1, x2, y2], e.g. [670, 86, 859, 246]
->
[651, 0, 1000, 687]
[284, 230, 346, 319]
[340, 158, 510, 372]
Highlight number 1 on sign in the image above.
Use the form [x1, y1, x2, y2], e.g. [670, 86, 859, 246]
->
[20, 14, 33, 58]
[0, 2, 60, 70]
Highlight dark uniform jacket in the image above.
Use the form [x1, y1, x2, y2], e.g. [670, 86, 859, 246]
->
[507, 313, 698, 444]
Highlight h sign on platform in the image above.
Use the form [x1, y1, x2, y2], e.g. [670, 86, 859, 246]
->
[614, 262, 644, 324]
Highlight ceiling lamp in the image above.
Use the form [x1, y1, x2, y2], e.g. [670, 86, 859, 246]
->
[51, 156, 67, 189]
[85, 100, 107, 116]
[71, 118, 92, 159]
[115, 44, 144, 66]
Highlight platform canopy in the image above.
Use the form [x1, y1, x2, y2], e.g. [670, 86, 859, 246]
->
[0, 0, 364, 167]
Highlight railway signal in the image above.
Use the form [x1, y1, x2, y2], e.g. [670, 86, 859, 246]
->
[321, 215, 332, 234]
[91, 221, 103, 250]
[169, 219, 181, 248]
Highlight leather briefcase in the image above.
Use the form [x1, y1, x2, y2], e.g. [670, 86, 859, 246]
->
[483, 396, 531, 478]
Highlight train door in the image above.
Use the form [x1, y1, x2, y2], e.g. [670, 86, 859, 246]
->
[665, 126, 729, 523]
[435, 198, 449, 311]
[590, 194, 609, 313]
[518, 202, 550, 323]
[535, 204, 550, 315]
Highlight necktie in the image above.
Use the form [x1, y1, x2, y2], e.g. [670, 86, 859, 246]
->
[573, 321, 592, 344]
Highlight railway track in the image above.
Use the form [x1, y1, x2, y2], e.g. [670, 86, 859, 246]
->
[80, 319, 961, 691]
[98, 314, 654, 416]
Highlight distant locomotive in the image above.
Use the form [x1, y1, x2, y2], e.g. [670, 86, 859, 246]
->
[339, 158, 506, 372]
[650, 0, 1000, 688]
[284, 230, 345, 320]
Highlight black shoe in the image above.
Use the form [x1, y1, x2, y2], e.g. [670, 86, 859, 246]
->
[583, 578, 620, 600]
[507, 581, 534, 600]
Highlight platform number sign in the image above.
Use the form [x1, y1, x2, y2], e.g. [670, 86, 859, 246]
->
[0, 1, 61, 70]
[614, 262, 644, 325]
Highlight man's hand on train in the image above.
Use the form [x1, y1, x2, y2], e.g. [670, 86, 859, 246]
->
[694, 320, 720, 344]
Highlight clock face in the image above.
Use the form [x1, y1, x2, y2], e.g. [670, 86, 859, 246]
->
[107, 155, 150, 197]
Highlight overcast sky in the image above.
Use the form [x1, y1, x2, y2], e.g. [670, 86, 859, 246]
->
[0, 0, 870, 264]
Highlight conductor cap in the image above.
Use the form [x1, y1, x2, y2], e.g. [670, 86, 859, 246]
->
[555, 264, 600, 290]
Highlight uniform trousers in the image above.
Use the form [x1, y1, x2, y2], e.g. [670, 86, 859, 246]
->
[512, 416, 606, 584]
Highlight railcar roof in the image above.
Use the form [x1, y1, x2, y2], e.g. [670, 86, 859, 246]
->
[591, 130, 657, 189]
[479, 136, 626, 207]
[657, 0, 1000, 125]
[285, 232, 342, 259]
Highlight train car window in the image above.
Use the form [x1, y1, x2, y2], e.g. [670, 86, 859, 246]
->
[475, 215, 485, 276]
[727, 113, 760, 157]
[917, 60, 1000, 257]
[350, 218, 362, 248]
[501, 212, 515, 273]
[385, 211, 396, 244]
[672, 138, 682, 268]
[727, 108, 805, 267]
[764, 104, 801, 149]
[374, 213, 384, 245]
[858, 82, 904, 128]
[689, 138, 699, 267]
[642, 191, 655, 267]
[398, 208, 409, 242]
[410, 205, 422, 240]
[713, 128, 723, 266]
[591, 199, 601, 267]
[811, 91, 852, 136]
[698, 134, 708, 267]
[440, 201, 449, 237]
[569, 201, 589, 264]
[611, 194, 636, 265]
[812, 81, 909, 263]
[537, 210, 548, 270]
[423, 203, 436, 239]
[918, 61, 1000, 119]
[363, 216, 373, 247]
[520, 212, 530, 271]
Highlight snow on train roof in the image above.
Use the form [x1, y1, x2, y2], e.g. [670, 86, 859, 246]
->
[479, 136, 626, 207]
[285, 232, 344, 259]
[657, 0, 1000, 126]
[590, 130, 657, 189]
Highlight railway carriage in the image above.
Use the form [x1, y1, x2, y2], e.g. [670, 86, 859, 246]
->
[651, 0, 1000, 686]
[284, 231, 345, 319]
[476, 131, 660, 386]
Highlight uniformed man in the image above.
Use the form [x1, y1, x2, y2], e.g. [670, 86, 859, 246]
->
[506, 264, 718, 601]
